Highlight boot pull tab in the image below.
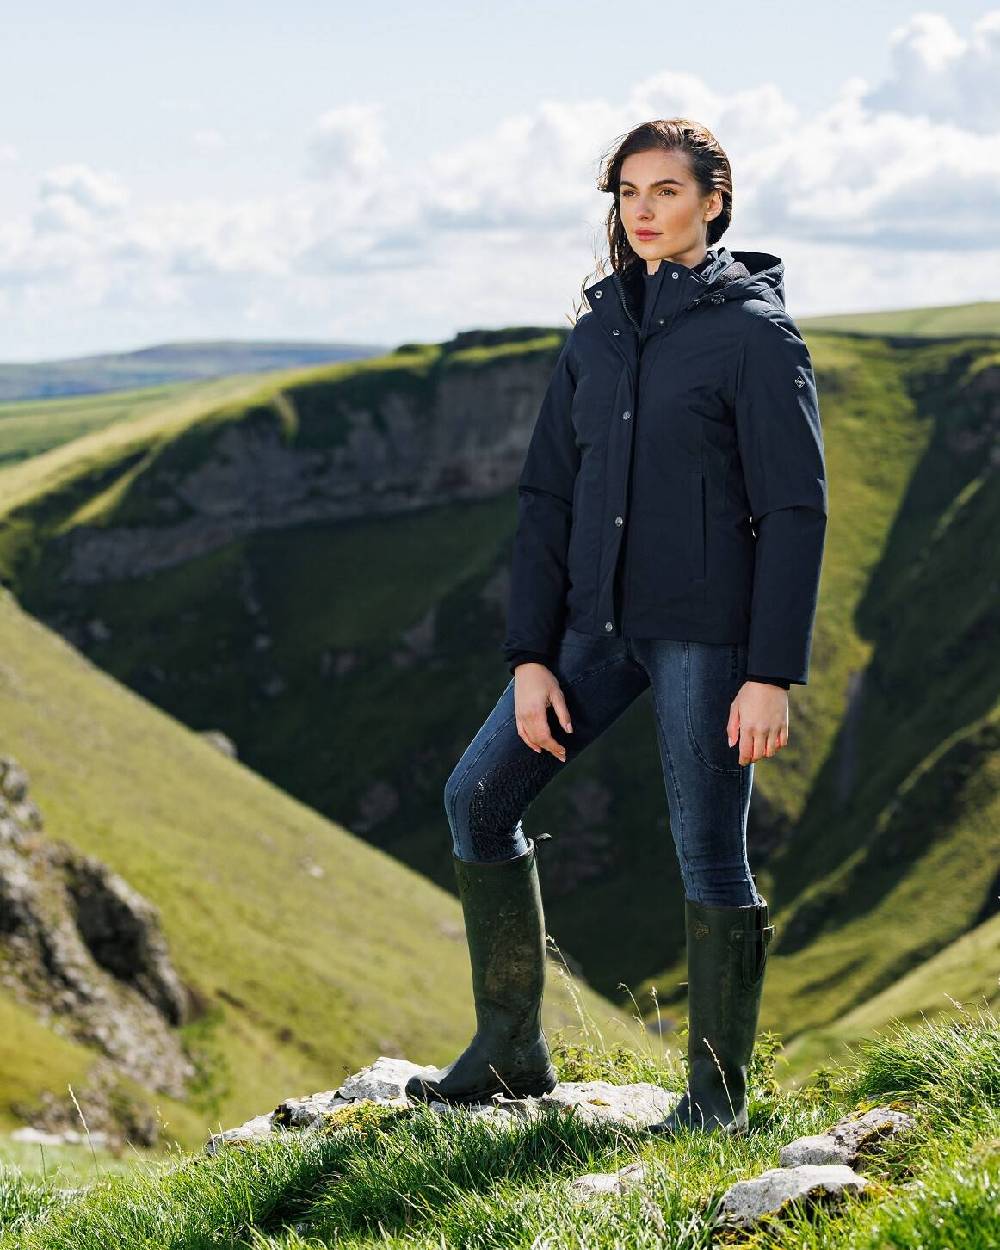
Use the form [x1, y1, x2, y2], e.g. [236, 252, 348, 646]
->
[731, 921, 775, 988]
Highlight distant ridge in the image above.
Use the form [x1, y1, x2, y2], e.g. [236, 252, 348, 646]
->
[799, 299, 1000, 338]
[0, 338, 390, 403]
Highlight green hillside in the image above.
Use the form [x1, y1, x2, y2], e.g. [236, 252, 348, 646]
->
[0, 374, 283, 468]
[0, 586, 625, 1151]
[0, 322, 996, 1089]
[799, 299, 1000, 338]
[781, 911, 1000, 1076]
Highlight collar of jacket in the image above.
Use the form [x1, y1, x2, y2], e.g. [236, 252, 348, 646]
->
[582, 247, 786, 341]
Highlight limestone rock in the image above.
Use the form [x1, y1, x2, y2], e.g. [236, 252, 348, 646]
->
[204, 1055, 681, 1153]
[569, 1172, 623, 1200]
[718, 1163, 870, 1230]
[199, 730, 238, 759]
[0, 754, 194, 1108]
[339, 1057, 420, 1106]
[569, 1161, 646, 1203]
[779, 1106, 916, 1168]
[274, 1090, 354, 1129]
[460, 1078, 677, 1128]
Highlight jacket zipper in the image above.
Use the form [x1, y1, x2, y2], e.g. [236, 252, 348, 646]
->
[607, 276, 721, 638]
[610, 273, 644, 638]
[612, 270, 641, 335]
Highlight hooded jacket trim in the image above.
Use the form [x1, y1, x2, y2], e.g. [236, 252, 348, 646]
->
[586, 247, 786, 329]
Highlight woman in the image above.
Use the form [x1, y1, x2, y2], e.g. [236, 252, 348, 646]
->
[406, 119, 828, 1136]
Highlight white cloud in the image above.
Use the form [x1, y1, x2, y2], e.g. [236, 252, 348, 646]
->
[33, 164, 130, 235]
[864, 10, 1000, 130]
[305, 103, 388, 180]
[4, 11, 1000, 355]
[731, 82, 1000, 249]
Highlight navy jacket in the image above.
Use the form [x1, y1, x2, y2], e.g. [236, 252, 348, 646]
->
[502, 246, 828, 686]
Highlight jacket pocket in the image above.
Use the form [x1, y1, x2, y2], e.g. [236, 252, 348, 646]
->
[691, 471, 707, 582]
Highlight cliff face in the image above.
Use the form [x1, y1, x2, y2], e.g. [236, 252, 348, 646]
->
[0, 754, 194, 1110]
[48, 340, 564, 586]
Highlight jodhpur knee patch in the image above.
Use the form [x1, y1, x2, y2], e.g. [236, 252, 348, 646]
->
[466, 754, 560, 860]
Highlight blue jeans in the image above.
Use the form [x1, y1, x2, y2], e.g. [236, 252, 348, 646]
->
[445, 627, 763, 907]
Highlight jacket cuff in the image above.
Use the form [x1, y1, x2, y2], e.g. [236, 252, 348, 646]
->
[506, 650, 554, 675]
[745, 674, 791, 689]
[507, 655, 555, 675]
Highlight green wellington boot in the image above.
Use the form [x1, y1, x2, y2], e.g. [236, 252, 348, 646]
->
[405, 838, 559, 1105]
[650, 894, 775, 1136]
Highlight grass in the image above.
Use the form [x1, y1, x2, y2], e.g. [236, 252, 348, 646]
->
[0, 978, 996, 1248]
[798, 300, 1000, 338]
[0, 381, 211, 467]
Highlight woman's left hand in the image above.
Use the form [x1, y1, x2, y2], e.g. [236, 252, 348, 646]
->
[728, 682, 789, 765]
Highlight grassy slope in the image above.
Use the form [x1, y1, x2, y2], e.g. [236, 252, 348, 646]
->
[783, 912, 1000, 1078]
[0, 1001, 997, 1248]
[799, 298, 1000, 337]
[0, 322, 995, 1073]
[0, 587, 630, 1151]
[0, 374, 290, 469]
[0, 995, 97, 1131]
[0, 352, 408, 515]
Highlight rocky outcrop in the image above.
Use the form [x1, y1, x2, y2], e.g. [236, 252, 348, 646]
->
[204, 1055, 679, 1154]
[569, 1104, 916, 1232]
[206, 1056, 919, 1239]
[716, 1162, 871, 1229]
[0, 754, 194, 1103]
[199, 729, 238, 758]
[779, 1105, 915, 1167]
[51, 344, 562, 586]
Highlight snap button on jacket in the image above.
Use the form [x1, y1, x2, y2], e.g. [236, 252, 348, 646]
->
[502, 247, 828, 685]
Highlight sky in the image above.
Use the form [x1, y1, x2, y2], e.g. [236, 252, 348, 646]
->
[1, 1, 998, 361]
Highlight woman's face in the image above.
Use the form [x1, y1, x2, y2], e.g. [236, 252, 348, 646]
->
[618, 148, 720, 270]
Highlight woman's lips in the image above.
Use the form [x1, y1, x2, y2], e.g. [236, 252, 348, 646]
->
[635, 231, 660, 239]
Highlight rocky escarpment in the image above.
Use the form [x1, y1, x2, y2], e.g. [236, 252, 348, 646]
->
[50, 334, 564, 586]
[0, 754, 195, 1129]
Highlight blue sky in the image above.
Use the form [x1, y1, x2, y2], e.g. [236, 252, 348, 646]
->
[2, 2, 998, 360]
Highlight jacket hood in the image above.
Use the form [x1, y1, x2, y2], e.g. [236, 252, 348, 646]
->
[698, 247, 786, 308]
[602, 246, 786, 326]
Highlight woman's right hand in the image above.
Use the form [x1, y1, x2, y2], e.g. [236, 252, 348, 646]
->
[513, 663, 574, 762]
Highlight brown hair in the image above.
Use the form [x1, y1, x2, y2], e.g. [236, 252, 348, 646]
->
[576, 118, 733, 316]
